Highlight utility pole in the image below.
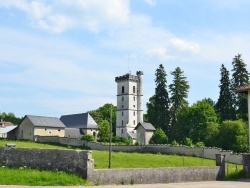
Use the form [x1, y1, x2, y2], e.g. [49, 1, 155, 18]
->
[108, 104, 112, 168]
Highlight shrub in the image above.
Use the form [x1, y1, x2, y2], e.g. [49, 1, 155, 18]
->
[195, 142, 205, 147]
[171, 140, 179, 146]
[184, 137, 193, 147]
[81, 134, 95, 142]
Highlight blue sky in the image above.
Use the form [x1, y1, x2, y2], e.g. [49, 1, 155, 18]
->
[1, 0, 250, 118]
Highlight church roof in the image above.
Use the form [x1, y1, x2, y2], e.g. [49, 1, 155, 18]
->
[60, 113, 97, 129]
[135, 122, 156, 131]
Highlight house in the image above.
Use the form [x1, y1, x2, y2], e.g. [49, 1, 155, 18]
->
[0, 120, 15, 138]
[134, 122, 156, 145]
[60, 113, 98, 138]
[13, 115, 66, 140]
[0, 125, 17, 138]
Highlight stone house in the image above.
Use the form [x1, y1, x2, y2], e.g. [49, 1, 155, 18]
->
[135, 122, 156, 145]
[13, 115, 66, 140]
[60, 113, 98, 138]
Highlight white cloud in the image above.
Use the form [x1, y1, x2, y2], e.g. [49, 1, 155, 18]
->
[144, 0, 157, 6]
[170, 38, 200, 53]
[0, 0, 130, 33]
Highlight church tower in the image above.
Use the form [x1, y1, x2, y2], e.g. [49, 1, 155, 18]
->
[115, 71, 144, 137]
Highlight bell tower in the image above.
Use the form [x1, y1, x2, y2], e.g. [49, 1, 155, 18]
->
[115, 71, 144, 137]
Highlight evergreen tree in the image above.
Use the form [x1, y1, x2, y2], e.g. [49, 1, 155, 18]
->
[169, 67, 190, 131]
[146, 64, 170, 134]
[215, 64, 236, 121]
[231, 54, 249, 121]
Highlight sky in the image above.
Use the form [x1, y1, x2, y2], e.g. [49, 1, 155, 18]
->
[1, 0, 250, 119]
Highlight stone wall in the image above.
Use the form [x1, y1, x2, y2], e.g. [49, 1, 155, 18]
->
[0, 145, 226, 185]
[89, 166, 222, 185]
[0, 146, 93, 178]
[35, 136, 245, 164]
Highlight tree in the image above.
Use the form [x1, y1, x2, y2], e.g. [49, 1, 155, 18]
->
[97, 120, 110, 142]
[146, 64, 170, 134]
[218, 120, 248, 153]
[89, 103, 116, 134]
[169, 67, 190, 138]
[231, 54, 249, 121]
[0, 112, 22, 125]
[149, 128, 168, 144]
[203, 122, 219, 147]
[215, 64, 236, 121]
[175, 99, 218, 143]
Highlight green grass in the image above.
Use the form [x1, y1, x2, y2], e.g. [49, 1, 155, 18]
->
[92, 150, 215, 169]
[0, 166, 87, 186]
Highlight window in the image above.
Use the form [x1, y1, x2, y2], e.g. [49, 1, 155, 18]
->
[122, 120, 123, 126]
[122, 97, 124, 101]
[134, 96, 135, 101]
[133, 105, 135, 108]
[122, 105, 124, 108]
[122, 111, 123, 116]
[133, 86, 135, 93]
[133, 111, 135, 116]
[133, 120, 135, 125]
[122, 86, 125, 93]
[121, 129, 123, 134]
[58, 129, 60, 131]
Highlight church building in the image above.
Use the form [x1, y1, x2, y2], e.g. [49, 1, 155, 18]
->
[115, 71, 144, 140]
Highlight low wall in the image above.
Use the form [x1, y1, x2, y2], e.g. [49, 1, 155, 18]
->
[89, 166, 223, 185]
[0, 146, 93, 178]
[0, 145, 226, 185]
[35, 136, 244, 164]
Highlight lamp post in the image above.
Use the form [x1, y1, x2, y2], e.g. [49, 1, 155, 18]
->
[108, 104, 112, 168]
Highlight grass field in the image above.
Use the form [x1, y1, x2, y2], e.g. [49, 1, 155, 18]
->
[0, 139, 245, 185]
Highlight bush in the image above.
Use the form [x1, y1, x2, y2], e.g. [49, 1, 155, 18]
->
[112, 136, 132, 145]
[81, 134, 95, 142]
[149, 128, 168, 144]
[195, 142, 205, 147]
[184, 137, 193, 147]
[171, 140, 179, 146]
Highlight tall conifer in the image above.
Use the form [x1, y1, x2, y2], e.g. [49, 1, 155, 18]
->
[231, 54, 249, 121]
[146, 64, 170, 134]
[215, 64, 235, 121]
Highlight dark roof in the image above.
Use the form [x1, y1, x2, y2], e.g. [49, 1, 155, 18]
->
[60, 113, 97, 129]
[236, 84, 250, 93]
[26, 115, 66, 128]
[135, 122, 156, 131]
[65, 128, 82, 138]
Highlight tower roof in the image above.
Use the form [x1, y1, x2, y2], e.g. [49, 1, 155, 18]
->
[115, 71, 143, 83]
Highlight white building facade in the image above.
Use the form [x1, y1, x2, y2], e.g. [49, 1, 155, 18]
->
[115, 71, 143, 138]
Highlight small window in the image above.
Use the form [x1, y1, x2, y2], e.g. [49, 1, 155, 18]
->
[133, 86, 135, 93]
[133, 105, 135, 108]
[134, 97, 135, 101]
[122, 86, 125, 93]
[133, 120, 135, 125]
[122, 120, 123, 126]
[122, 111, 123, 116]
[133, 111, 135, 116]
[121, 129, 123, 134]
[58, 129, 60, 131]
[122, 105, 124, 108]
[122, 97, 124, 101]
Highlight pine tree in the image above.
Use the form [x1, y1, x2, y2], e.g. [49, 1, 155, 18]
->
[231, 54, 249, 121]
[146, 64, 170, 134]
[169, 67, 190, 130]
[215, 64, 236, 121]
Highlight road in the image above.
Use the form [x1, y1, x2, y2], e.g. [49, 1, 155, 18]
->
[0, 180, 249, 188]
